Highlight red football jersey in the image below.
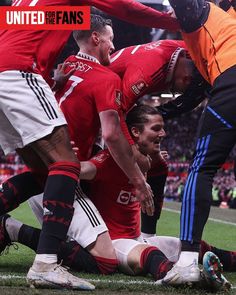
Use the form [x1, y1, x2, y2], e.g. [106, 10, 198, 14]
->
[55, 54, 122, 160]
[0, 0, 178, 78]
[109, 40, 186, 112]
[0, 0, 74, 77]
[89, 149, 141, 240]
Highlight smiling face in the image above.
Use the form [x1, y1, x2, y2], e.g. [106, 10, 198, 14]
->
[131, 114, 166, 155]
[97, 25, 115, 66]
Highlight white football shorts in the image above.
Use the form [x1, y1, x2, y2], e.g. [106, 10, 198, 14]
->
[28, 186, 107, 248]
[0, 70, 66, 154]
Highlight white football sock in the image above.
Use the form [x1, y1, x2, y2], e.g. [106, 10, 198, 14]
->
[176, 251, 199, 267]
[5, 216, 23, 242]
[34, 254, 57, 264]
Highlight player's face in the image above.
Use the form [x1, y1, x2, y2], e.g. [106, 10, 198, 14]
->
[171, 57, 193, 93]
[137, 114, 165, 155]
[172, 75, 191, 93]
[98, 25, 115, 66]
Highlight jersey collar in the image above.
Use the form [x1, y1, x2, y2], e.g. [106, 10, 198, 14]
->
[76, 52, 100, 64]
[166, 47, 186, 84]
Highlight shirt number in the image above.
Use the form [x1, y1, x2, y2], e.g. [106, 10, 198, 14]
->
[58, 75, 84, 106]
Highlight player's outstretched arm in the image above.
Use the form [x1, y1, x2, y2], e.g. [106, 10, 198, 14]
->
[80, 0, 179, 31]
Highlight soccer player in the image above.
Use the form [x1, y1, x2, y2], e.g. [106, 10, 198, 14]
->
[108, 39, 211, 239]
[155, 0, 236, 285]
[109, 40, 194, 113]
[55, 15, 154, 214]
[0, 105, 232, 291]
[0, 0, 181, 289]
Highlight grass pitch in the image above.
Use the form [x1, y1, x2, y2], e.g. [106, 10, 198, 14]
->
[0, 201, 235, 294]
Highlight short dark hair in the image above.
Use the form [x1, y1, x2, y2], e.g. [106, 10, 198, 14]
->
[126, 105, 162, 133]
[73, 14, 112, 43]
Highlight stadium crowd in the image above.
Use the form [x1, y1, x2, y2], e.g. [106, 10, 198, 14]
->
[162, 106, 236, 208]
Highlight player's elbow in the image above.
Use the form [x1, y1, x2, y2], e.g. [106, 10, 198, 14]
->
[102, 129, 121, 145]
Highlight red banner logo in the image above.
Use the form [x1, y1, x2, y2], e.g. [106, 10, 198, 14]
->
[0, 6, 90, 30]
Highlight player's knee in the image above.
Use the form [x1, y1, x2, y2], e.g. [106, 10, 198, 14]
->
[87, 231, 117, 262]
[127, 244, 150, 275]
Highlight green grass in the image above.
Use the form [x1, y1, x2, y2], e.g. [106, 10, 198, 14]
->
[0, 202, 235, 294]
[158, 209, 236, 250]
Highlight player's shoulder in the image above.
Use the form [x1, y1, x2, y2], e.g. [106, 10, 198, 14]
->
[63, 55, 101, 76]
[123, 42, 169, 61]
[63, 55, 121, 82]
[145, 40, 187, 63]
[60, 55, 78, 73]
[96, 64, 121, 81]
[143, 40, 185, 52]
[66, 54, 77, 60]
[158, 39, 185, 47]
[64, 55, 77, 63]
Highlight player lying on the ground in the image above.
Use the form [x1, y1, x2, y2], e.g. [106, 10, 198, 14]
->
[0, 105, 232, 291]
